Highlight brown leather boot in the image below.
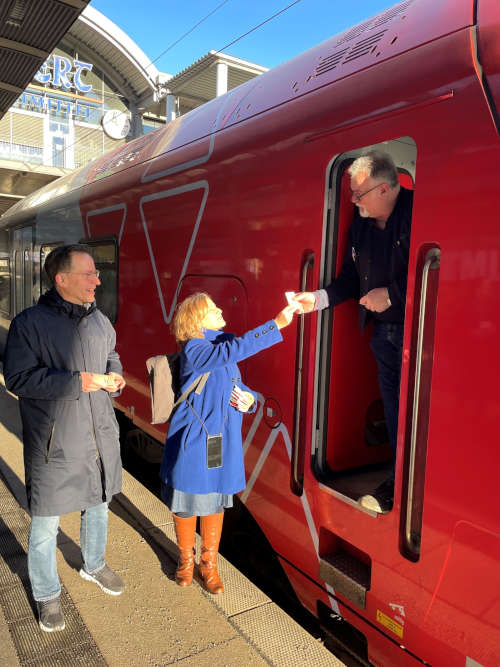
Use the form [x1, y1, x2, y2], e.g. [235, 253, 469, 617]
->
[199, 512, 224, 594]
[173, 515, 196, 586]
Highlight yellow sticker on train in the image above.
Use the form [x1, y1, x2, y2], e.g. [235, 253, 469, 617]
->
[376, 610, 404, 638]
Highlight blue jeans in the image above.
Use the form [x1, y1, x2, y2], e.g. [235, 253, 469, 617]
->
[28, 502, 109, 601]
[370, 321, 404, 464]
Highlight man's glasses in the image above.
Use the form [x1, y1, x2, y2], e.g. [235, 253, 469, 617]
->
[61, 271, 100, 278]
[351, 182, 384, 202]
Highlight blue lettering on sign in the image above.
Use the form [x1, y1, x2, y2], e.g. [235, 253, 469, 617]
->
[34, 62, 51, 85]
[73, 61, 93, 93]
[30, 94, 44, 111]
[75, 102, 90, 119]
[16, 91, 92, 120]
[34, 55, 93, 93]
[53, 56, 72, 90]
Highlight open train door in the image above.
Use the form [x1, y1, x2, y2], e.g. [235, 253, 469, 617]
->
[289, 137, 445, 665]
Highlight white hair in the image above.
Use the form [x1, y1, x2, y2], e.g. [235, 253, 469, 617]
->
[348, 150, 399, 188]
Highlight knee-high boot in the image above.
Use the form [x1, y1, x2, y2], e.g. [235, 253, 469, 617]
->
[199, 512, 224, 594]
[173, 515, 197, 586]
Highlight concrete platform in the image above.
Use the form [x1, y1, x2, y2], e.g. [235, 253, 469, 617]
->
[0, 367, 344, 666]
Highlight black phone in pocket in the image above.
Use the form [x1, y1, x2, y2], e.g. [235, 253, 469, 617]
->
[206, 434, 223, 469]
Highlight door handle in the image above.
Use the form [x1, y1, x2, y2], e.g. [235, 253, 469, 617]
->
[291, 252, 314, 496]
[405, 247, 441, 555]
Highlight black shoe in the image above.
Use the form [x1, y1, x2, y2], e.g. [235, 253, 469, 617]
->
[359, 478, 394, 513]
[37, 597, 65, 632]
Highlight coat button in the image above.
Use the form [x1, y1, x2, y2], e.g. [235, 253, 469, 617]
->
[254, 333, 260, 338]
[364, 275, 368, 280]
[262, 329, 267, 334]
[269, 324, 274, 330]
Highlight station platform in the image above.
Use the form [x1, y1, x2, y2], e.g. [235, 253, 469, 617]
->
[0, 368, 344, 666]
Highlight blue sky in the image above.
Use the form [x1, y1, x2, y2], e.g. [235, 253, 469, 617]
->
[91, 0, 395, 75]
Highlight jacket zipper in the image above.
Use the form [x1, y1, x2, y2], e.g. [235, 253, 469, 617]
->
[75, 321, 100, 460]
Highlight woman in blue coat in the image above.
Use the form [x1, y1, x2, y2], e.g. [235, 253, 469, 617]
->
[160, 292, 297, 593]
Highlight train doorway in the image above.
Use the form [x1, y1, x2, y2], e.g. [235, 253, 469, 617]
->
[315, 138, 417, 508]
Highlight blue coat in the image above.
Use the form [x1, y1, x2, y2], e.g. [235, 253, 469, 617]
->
[160, 320, 282, 494]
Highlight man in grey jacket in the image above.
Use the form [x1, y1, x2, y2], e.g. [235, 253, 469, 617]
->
[4, 244, 126, 632]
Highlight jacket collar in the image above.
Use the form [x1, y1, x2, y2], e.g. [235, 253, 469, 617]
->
[202, 328, 223, 341]
[38, 287, 96, 319]
[365, 186, 412, 230]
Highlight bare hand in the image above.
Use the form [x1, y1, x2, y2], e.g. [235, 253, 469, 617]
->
[107, 372, 126, 392]
[293, 292, 315, 313]
[80, 372, 103, 393]
[274, 304, 299, 329]
[230, 387, 254, 413]
[359, 287, 391, 313]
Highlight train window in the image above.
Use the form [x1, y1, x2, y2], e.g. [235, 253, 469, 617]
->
[316, 138, 416, 507]
[40, 243, 63, 295]
[85, 237, 118, 324]
[0, 256, 11, 315]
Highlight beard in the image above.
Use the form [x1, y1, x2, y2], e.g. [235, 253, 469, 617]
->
[357, 205, 370, 218]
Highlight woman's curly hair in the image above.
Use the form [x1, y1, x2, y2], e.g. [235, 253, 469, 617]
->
[172, 292, 211, 344]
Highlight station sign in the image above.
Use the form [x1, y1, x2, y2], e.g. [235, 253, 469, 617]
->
[16, 92, 92, 120]
[34, 55, 94, 93]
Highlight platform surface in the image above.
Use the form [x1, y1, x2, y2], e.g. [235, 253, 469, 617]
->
[0, 366, 344, 666]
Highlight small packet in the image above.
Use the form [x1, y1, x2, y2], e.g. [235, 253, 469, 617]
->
[285, 291, 302, 313]
[230, 384, 252, 412]
[94, 373, 117, 390]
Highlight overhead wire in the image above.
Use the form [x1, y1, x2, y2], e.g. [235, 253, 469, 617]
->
[213, 0, 304, 55]
[49, 0, 234, 162]
[148, 0, 231, 68]
[49, 0, 305, 165]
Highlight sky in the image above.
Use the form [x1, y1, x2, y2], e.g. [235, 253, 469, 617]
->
[90, 0, 396, 76]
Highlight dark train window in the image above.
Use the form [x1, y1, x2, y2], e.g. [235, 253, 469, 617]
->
[0, 256, 11, 315]
[40, 243, 63, 295]
[86, 238, 118, 324]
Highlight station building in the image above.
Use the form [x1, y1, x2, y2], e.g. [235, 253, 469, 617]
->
[0, 5, 267, 216]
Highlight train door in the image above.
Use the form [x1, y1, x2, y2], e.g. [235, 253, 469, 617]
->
[315, 139, 417, 502]
[12, 225, 34, 314]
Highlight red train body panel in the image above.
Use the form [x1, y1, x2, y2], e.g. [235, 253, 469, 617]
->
[1, 1, 499, 664]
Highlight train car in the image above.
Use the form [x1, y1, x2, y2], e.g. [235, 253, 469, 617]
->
[1, 0, 499, 664]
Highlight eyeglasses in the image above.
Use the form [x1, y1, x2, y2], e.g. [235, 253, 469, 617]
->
[61, 271, 100, 278]
[351, 182, 384, 202]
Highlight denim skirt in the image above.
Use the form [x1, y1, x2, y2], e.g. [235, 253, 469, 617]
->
[161, 483, 233, 516]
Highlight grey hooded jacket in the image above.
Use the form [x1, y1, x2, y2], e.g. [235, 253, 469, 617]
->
[3, 288, 122, 516]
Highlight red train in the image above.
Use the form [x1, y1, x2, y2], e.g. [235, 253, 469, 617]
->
[1, 0, 499, 664]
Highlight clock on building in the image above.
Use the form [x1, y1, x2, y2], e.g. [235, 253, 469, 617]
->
[101, 109, 130, 139]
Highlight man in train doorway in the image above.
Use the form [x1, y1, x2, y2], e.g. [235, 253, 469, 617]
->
[295, 150, 413, 513]
[4, 244, 126, 632]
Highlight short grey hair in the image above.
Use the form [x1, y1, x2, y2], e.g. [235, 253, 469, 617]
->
[348, 150, 399, 188]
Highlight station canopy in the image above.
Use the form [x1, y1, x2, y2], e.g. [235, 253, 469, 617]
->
[0, 0, 90, 120]
[0, 0, 91, 215]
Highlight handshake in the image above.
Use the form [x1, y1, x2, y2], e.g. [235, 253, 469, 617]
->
[273, 291, 313, 330]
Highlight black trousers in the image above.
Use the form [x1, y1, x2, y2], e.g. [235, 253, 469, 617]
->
[370, 321, 404, 469]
